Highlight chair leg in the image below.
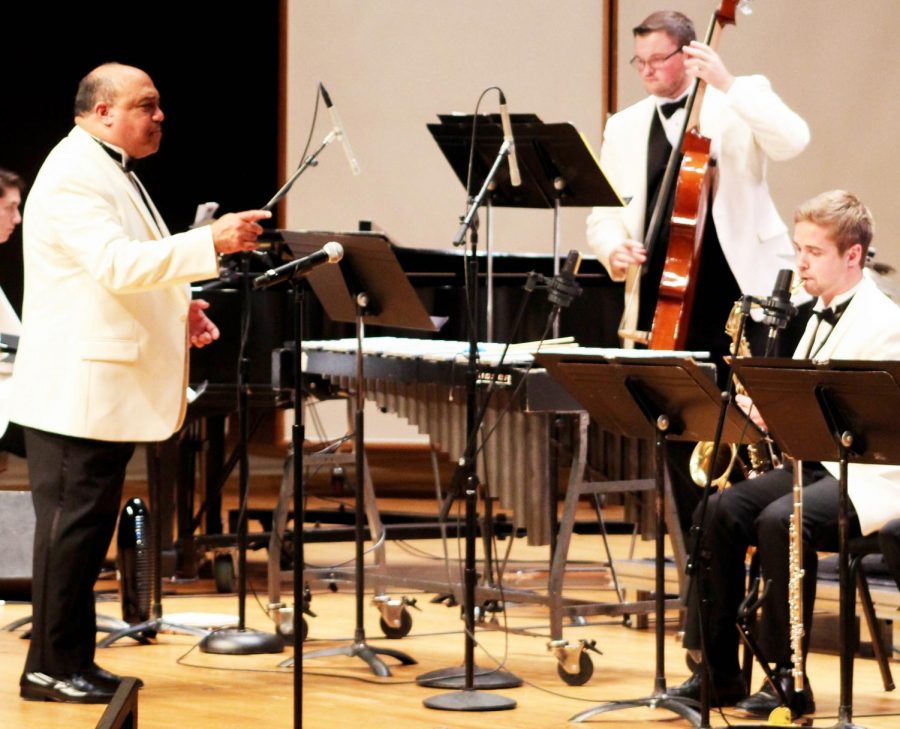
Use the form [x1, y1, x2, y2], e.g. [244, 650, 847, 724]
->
[741, 551, 760, 690]
[852, 555, 895, 692]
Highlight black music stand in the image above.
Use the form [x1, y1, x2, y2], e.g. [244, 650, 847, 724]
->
[535, 351, 762, 726]
[281, 230, 439, 676]
[733, 358, 900, 729]
[428, 113, 620, 337]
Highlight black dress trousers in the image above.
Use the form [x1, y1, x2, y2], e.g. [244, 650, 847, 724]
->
[23, 427, 134, 676]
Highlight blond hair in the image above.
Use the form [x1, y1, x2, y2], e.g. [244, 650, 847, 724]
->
[794, 189, 873, 257]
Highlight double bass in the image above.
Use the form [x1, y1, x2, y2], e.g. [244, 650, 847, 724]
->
[641, 0, 749, 350]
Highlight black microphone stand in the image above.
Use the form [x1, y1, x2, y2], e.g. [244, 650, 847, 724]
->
[250, 266, 310, 729]
[419, 139, 521, 712]
[199, 254, 285, 656]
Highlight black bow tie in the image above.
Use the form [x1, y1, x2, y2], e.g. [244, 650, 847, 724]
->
[659, 96, 687, 119]
[96, 139, 137, 173]
[814, 298, 852, 327]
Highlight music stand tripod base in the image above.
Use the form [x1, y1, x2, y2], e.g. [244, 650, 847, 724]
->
[571, 695, 701, 724]
[99, 616, 210, 648]
[302, 640, 417, 677]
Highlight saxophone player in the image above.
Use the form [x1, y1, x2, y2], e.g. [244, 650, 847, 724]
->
[669, 190, 900, 717]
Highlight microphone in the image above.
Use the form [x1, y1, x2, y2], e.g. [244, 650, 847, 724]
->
[762, 268, 796, 329]
[320, 83, 361, 176]
[252, 241, 344, 289]
[498, 91, 521, 187]
[547, 249, 583, 309]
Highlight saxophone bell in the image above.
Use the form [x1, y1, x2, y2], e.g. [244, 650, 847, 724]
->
[689, 440, 741, 489]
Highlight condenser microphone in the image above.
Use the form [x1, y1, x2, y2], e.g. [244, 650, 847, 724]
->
[762, 268, 796, 329]
[252, 241, 344, 289]
[547, 249, 583, 309]
[320, 83, 361, 176]
[498, 91, 521, 187]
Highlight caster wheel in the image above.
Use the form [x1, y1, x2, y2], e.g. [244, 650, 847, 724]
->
[213, 553, 235, 593]
[379, 608, 412, 639]
[558, 651, 593, 686]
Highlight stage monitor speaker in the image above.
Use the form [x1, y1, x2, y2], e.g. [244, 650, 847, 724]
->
[0, 490, 34, 599]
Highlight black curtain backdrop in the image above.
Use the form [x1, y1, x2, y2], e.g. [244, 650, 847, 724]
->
[0, 2, 281, 314]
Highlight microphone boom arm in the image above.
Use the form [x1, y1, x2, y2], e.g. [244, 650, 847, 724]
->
[262, 129, 340, 212]
[452, 139, 513, 247]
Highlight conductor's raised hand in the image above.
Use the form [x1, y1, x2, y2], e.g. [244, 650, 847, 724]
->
[211, 210, 272, 255]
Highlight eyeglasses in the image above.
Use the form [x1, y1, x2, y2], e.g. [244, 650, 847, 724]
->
[629, 48, 682, 72]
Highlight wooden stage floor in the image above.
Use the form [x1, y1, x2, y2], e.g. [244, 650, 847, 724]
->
[2, 526, 900, 729]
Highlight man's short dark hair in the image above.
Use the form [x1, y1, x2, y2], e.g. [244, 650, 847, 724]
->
[0, 169, 25, 198]
[73, 65, 120, 117]
[633, 10, 697, 48]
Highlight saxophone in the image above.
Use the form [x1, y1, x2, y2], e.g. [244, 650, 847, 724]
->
[690, 301, 781, 487]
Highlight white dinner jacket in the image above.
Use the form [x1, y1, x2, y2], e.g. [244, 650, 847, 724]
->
[793, 275, 900, 534]
[9, 125, 220, 442]
[587, 75, 810, 306]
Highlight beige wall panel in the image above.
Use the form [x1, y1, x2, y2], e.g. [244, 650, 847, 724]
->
[286, 0, 604, 255]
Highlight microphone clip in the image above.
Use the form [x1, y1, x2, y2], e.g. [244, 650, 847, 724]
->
[527, 271, 583, 310]
[743, 293, 797, 330]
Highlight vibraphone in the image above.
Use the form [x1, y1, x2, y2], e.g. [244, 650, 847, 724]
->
[299, 338, 702, 678]
[302, 336, 585, 546]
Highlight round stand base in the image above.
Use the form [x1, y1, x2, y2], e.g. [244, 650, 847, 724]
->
[198, 627, 285, 655]
[416, 664, 522, 689]
[423, 689, 516, 712]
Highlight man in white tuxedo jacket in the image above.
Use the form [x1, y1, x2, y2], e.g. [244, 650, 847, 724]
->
[12, 63, 271, 705]
[672, 190, 900, 717]
[586, 10, 809, 354]
[587, 8, 811, 567]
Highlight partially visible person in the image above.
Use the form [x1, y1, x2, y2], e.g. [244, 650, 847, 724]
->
[0, 168, 26, 456]
[12, 62, 270, 705]
[878, 518, 900, 591]
[671, 190, 900, 718]
[0, 169, 24, 244]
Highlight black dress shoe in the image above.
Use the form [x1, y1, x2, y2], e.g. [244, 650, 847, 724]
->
[20, 672, 116, 704]
[86, 664, 144, 690]
[735, 669, 815, 717]
[667, 670, 748, 707]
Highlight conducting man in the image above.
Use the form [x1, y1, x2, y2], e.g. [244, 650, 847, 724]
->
[13, 62, 270, 704]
